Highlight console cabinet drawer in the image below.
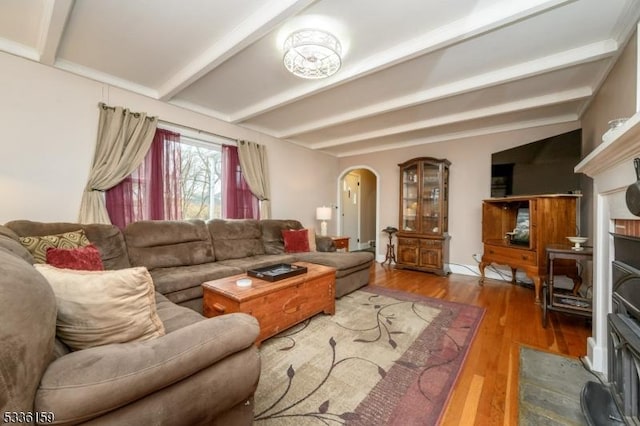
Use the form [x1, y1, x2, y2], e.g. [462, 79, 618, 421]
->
[398, 237, 419, 247]
[483, 244, 537, 266]
[420, 239, 442, 249]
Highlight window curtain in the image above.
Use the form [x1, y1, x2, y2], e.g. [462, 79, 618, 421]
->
[105, 128, 182, 228]
[237, 140, 271, 219]
[222, 145, 259, 219]
[78, 103, 158, 224]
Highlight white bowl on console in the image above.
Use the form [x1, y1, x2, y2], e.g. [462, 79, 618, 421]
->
[567, 236, 588, 250]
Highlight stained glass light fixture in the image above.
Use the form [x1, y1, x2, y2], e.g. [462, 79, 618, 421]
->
[283, 29, 342, 79]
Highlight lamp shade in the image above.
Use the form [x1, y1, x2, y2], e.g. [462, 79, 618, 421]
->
[316, 206, 332, 221]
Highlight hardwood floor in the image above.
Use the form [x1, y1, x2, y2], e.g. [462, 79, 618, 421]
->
[369, 263, 592, 425]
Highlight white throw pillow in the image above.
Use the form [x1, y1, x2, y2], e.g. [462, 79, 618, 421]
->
[34, 264, 165, 351]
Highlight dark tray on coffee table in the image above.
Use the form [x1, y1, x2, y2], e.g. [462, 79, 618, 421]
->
[247, 263, 307, 282]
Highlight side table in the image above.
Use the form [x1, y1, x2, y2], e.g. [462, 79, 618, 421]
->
[542, 244, 593, 328]
[331, 236, 350, 252]
[381, 226, 398, 265]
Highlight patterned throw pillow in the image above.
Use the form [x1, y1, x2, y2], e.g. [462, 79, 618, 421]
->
[46, 244, 104, 271]
[283, 229, 310, 253]
[19, 230, 90, 263]
[33, 264, 165, 351]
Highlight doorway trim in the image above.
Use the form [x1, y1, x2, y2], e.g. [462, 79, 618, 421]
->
[337, 165, 383, 262]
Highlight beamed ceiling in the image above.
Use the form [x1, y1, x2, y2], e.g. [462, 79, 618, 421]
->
[1, 0, 639, 157]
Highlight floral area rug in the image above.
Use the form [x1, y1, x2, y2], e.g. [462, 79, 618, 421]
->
[254, 286, 485, 425]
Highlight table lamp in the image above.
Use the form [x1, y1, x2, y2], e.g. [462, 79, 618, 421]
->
[316, 206, 332, 236]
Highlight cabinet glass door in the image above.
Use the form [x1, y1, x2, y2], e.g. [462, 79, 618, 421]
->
[401, 164, 419, 232]
[421, 162, 441, 234]
[442, 166, 449, 233]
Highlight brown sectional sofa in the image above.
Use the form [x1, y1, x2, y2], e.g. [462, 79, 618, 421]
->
[0, 218, 374, 425]
[121, 218, 374, 312]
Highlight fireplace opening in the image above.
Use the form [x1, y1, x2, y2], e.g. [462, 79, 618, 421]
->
[582, 233, 640, 425]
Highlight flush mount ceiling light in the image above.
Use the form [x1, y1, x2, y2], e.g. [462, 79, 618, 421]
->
[283, 29, 342, 79]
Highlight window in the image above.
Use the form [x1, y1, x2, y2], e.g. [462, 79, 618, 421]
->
[106, 125, 257, 228]
[179, 138, 222, 220]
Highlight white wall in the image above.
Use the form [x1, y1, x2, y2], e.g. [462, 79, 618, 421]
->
[0, 52, 338, 226]
[339, 122, 580, 272]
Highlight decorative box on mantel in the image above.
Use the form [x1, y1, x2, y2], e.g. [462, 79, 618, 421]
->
[574, 111, 640, 375]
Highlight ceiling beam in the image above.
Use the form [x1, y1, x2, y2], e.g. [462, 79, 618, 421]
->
[168, 99, 232, 122]
[157, 0, 316, 101]
[333, 115, 580, 158]
[230, 0, 577, 123]
[309, 88, 592, 149]
[37, 0, 74, 65]
[278, 39, 617, 138]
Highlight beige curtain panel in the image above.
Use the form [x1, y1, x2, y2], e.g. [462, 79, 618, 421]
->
[237, 140, 271, 219]
[78, 103, 158, 224]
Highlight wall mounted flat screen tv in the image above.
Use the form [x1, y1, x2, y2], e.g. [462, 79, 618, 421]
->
[491, 129, 582, 197]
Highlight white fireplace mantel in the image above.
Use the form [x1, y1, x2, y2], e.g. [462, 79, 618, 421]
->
[576, 112, 640, 178]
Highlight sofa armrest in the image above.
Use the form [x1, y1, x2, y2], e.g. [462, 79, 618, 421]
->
[315, 235, 336, 252]
[35, 313, 259, 424]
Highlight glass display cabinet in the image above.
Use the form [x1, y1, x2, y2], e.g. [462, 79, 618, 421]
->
[397, 157, 450, 275]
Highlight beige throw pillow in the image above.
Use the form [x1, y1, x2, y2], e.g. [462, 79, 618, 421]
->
[34, 264, 165, 351]
[20, 230, 90, 263]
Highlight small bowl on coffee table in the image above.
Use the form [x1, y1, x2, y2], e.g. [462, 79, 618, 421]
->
[236, 278, 252, 287]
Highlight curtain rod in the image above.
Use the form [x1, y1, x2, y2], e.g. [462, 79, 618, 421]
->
[98, 102, 236, 144]
[158, 119, 236, 144]
[98, 102, 150, 119]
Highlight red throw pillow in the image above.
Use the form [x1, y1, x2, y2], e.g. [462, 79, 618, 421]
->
[282, 229, 310, 253]
[46, 244, 105, 271]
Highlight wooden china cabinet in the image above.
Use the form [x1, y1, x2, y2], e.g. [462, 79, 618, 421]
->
[396, 157, 451, 275]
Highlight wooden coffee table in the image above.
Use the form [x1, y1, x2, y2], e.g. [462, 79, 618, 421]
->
[202, 262, 336, 345]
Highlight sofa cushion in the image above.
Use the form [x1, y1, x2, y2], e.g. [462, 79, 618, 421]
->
[34, 265, 165, 351]
[46, 244, 104, 271]
[5, 220, 131, 270]
[124, 220, 215, 269]
[154, 292, 204, 333]
[19, 229, 90, 263]
[207, 219, 265, 260]
[260, 219, 304, 254]
[283, 228, 310, 253]
[316, 235, 336, 252]
[150, 262, 244, 296]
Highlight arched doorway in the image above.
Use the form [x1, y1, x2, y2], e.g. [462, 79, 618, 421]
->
[337, 166, 380, 258]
